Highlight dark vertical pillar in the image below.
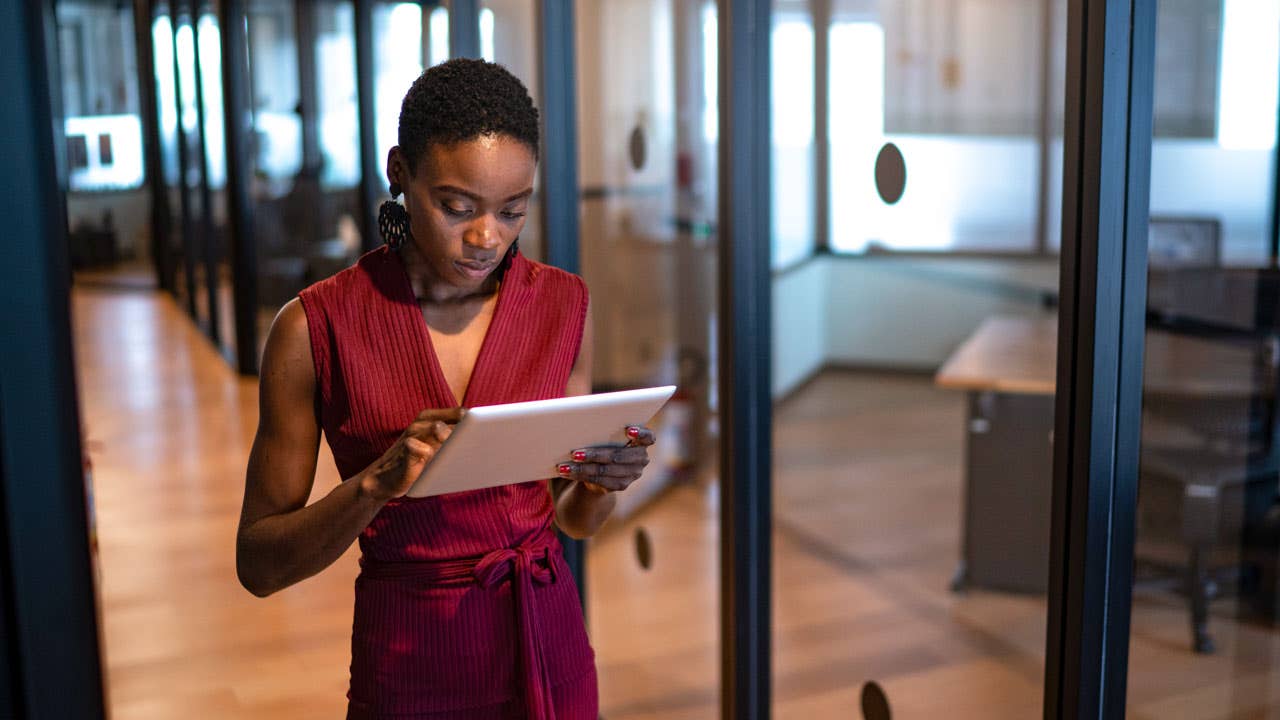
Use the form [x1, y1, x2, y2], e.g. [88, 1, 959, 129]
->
[136, 0, 177, 294]
[813, 0, 830, 254]
[220, 0, 259, 374]
[718, 0, 772, 718]
[1271, 42, 1280, 267]
[1044, 0, 1155, 717]
[296, 0, 322, 179]
[190, 3, 222, 347]
[537, 0, 586, 611]
[0, 0, 107, 716]
[450, 0, 480, 59]
[0, 455, 16, 717]
[1036, 0, 1056, 255]
[171, 2, 200, 319]
[355, 0, 381, 252]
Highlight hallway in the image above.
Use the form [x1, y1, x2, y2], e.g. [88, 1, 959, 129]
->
[75, 285, 1277, 719]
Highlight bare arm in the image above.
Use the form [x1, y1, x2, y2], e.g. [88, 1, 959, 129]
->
[235, 299, 458, 596]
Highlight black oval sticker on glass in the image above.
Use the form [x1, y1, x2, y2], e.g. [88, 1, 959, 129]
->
[634, 526, 653, 571]
[861, 680, 892, 720]
[629, 126, 647, 171]
[874, 143, 906, 205]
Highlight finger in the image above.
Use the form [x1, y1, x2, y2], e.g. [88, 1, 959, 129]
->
[556, 462, 614, 487]
[569, 446, 640, 464]
[564, 462, 643, 480]
[567, 469, 628, 492]
[402, 437, 438, 467]
[625, 426, 657, 447]
[596, 471, 643, 492]
[597, 463, 646, 478]
[415, 407, 468, 424]
[405, 416, 457, 442]
[431, 420, 454, 444]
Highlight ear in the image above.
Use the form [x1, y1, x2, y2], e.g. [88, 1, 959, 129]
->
[385, 146, 407, 196]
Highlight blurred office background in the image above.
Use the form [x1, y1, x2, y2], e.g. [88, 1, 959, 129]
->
[33, 0, 1280, 717]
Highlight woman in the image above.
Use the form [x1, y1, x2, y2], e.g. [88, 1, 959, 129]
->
[235, 59, 653, 719]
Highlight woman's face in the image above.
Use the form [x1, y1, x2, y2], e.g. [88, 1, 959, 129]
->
[390, 133, 537, 291]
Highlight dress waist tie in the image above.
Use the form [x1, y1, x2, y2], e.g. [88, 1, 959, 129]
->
[358, 542, 560, 720]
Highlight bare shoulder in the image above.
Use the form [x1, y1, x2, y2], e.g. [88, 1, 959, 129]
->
[259, 298, 315, 414]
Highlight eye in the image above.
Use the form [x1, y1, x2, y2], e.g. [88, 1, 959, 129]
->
[500, 209, 527, 220]
[441, 202, 471, 217]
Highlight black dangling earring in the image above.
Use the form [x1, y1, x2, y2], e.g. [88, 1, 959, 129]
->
[378, 182, 410, 250]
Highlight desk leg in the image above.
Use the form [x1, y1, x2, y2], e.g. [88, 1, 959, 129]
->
[950, 560, 969, 593]
[950, 390, 980, 595]
[957, 390, 1055, 594]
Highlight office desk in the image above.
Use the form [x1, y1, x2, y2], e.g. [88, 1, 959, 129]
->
[936, 315, 1057, 594]
[936, 315, 1257, 594]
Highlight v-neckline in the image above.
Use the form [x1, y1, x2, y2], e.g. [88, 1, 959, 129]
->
[387, 247, 511, 409]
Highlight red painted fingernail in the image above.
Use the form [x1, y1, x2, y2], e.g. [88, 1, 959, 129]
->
[626, 427, 640, 438]
[558, 464, 572, 475]
[572, 451, 587, 462]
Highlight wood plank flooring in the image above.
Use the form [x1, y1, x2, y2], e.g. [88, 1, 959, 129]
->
[72, 286, 1280, 719]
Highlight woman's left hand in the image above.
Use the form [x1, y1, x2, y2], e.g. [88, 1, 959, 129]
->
[557, 426, 656, 493]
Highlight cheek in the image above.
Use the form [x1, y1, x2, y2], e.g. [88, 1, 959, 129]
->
[409, 206, 455, 246]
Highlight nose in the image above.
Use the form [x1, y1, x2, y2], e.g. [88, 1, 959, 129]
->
[463, 215, 503, 253]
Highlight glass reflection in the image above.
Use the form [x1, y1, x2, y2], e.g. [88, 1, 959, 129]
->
[771, 4, 814, 269]
[374, 2, 425, 168]
[249, 0, 365, 363]
[56, 0, 154, 288]
[576, 0, 721, 715]
[1127, 1, 1280, 715]
[773, 0, 1065, 714]
[828, 1, 1043, 253]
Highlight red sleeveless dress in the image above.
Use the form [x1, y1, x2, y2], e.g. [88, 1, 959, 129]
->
[297, 246, 597, 719]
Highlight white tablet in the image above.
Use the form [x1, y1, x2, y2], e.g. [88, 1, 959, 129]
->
[404, 385, 677, 498]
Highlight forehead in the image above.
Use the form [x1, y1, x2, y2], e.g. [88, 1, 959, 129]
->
[416, 134, 537, 196]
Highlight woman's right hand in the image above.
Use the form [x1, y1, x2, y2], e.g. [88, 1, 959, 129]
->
[359, 407, 467, 502]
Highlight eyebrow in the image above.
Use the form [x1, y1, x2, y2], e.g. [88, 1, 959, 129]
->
[434, 185, 533, 204]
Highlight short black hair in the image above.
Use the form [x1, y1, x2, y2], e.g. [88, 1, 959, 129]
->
[397, 58, 540, 172]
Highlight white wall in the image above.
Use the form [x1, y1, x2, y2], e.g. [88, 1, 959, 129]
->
[770, 254, 1058, 395]
[772, 259, 827, 397]
[824, 256, 1057, 370]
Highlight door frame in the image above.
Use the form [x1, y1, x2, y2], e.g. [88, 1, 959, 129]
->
[1045, 0, 1155, 717]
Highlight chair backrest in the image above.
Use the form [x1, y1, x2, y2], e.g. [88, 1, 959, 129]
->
[1145, 268, 1280, 473]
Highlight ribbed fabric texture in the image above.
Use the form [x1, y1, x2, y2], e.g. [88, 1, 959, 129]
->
[297, 246, 596, 719]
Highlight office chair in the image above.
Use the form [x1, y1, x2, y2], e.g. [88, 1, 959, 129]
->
[1136, 266, 1280, 654]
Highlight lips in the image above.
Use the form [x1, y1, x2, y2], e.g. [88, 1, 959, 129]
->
[455, 260, 497, 280]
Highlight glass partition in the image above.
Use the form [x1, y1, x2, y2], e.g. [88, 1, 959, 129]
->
[1125, 2, 1280, 716]
[577, 0, 722, 715]
[772, 0, 1067, 714]
[247, 0, 365, 363]
[373, 1, 442, 173]
[828, 0, 1047, 253]
[771, 0, 815, 269]
[56, 0, 155, 289]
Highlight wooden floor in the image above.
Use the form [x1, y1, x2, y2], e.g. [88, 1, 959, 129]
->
[72, 286, 1280, 719]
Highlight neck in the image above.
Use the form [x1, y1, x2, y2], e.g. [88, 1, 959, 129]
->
[395, 241, 500, 304]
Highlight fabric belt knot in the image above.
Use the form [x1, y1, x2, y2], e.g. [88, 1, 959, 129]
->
[357, 541, 561, 718]
[474, 543, 559, 720]
[473, 545, 556, 588]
